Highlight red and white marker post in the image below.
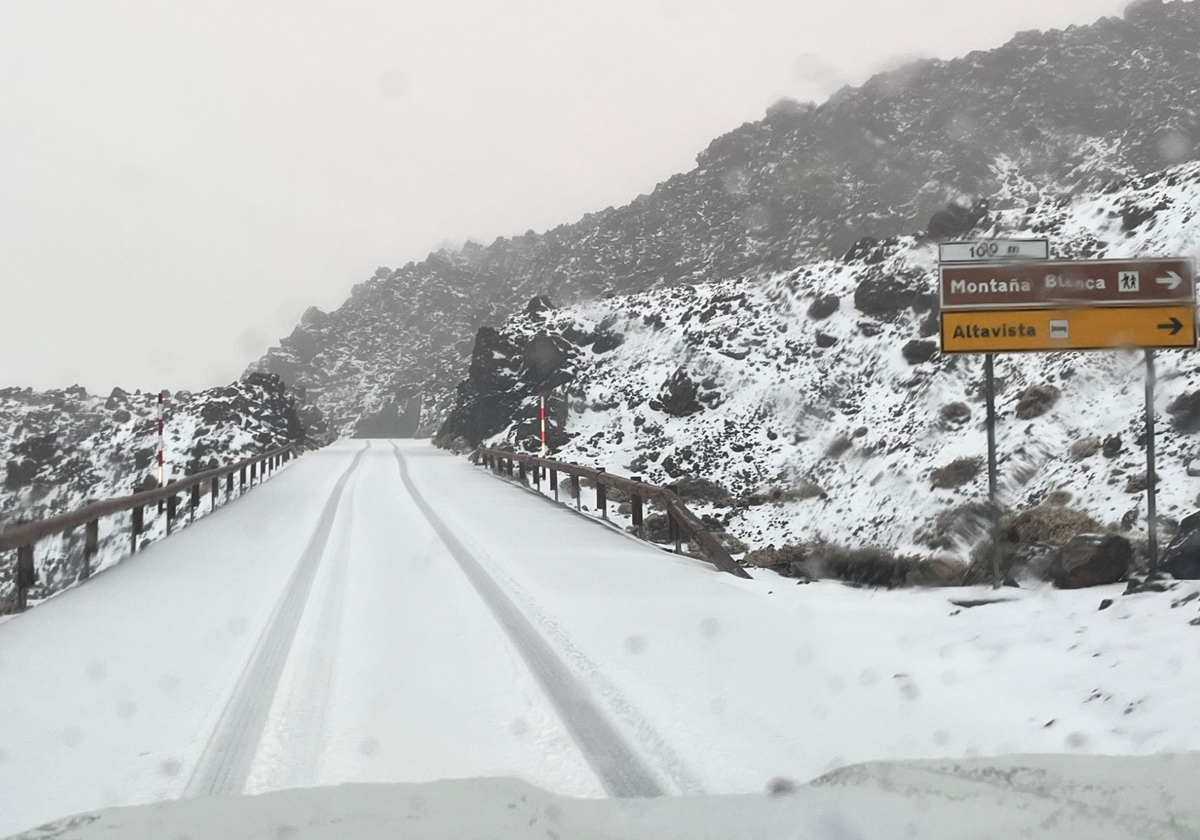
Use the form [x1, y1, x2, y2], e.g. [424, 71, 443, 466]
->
[540, 391, 547, 459]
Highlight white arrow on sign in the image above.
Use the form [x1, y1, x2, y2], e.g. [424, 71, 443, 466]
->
[1156, 270, 1183, 290]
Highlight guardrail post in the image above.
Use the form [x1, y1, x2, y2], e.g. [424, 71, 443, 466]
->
[226, 472, 233, 500]
[240, 466, 247, 493]
[83, 518, 98, 580]
[597, 469, 607, 519]
[250, 462, 257, 486]
[16, 544, 35, 611]
[166, 495, 177, 535]
[631, 477, 644, 539]
[131, 505, 143, 553]
[533, 460, 540, 490]
[190, 483, 200, 522]
[571, 474, 580, 510]
[519, 460, 527, 484]
[550, 468, 558, 501]
[210, 478, 218, 510]
[506, 458, 514, 478]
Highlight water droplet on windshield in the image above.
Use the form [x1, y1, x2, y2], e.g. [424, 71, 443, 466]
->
[766, 777, 797, 797]
[1157, 129, 1192, 163]
[378, 69, 409, 100]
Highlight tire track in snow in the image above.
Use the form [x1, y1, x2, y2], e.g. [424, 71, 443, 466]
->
[390, 443, 665, 798]
[271, 453, 360, 789]
[183, 442, 369, 798]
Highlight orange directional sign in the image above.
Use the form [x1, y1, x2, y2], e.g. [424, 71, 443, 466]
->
[940, 306, 1197, 354]
[940, 258, 1195, 309]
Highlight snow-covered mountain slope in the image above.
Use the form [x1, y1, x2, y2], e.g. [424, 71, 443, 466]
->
[252, 0, 1200, 434]
[0, 373, 327, 604]
[440, 160, 1200, 558]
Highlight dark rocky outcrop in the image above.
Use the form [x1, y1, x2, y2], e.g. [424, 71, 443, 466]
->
[255, 2, 1200, 433]
[854, 275, 922, 319]
[902, 340, 937, 365]
[435, 326, 577, 450]
[353, 396, 422, 439]
[925, 200, 990, 240]
[1167, 390, 1200, 433]
[591, 330, 625, 354]
[525, 295, 554, 317]
[1164, 511, 1200, 579]
[1050, 534, 1132, 588]
[657, 368, 704, 418]
[807, 294, 840, 320]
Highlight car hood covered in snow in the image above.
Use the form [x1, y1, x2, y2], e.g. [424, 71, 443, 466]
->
[7, 753, 1199, 840]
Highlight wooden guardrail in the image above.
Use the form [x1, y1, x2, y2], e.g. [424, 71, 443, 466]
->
[475, 446, 751, 579]
[0, 443, 299, 612]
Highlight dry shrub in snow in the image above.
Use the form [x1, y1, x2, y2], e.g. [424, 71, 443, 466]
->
[1014, 383, 1061, 419]
[753, 540, 965, 588]
[930, 457, 982, 489]
[1004, 504, 1101, 545]
[939, 402, 971, 428]
[916, 501, 991, 550]
[636, 513, 672, 544]
[1069, 435, 1101, 461]
[744, 544, 808, 573]
[675, 476, 732, 505]
[825, 435, 853, 459]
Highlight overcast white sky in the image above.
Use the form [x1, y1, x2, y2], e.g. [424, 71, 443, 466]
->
[0, 0, 1131, 393]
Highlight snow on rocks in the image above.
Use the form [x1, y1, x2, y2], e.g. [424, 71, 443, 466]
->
[0, 373, 326, 607]
[455, 161, 1200, 565]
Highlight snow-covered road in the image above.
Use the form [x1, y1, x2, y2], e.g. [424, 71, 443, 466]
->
[2, 440, 1200, 836]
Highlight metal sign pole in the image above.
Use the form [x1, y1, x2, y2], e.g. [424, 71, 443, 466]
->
[985, 353, 1001, 589]
[157, 392, 166, 515]
[1145, 350, 1159, 577]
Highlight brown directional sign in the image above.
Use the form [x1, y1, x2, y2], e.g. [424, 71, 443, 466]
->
[940, 258, 1195, 310]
